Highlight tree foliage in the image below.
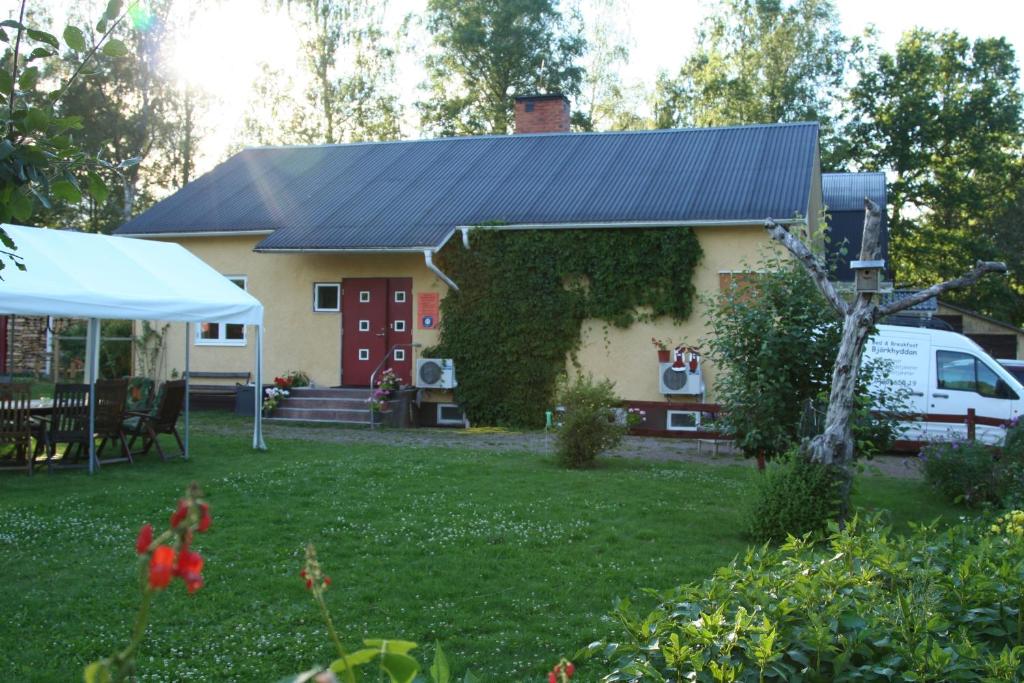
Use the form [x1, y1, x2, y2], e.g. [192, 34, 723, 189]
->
[846, 29, 1024, 324]
[705, 258, 841, 459]
[419, 0, 586, 136]
[655, 0, 849, 152]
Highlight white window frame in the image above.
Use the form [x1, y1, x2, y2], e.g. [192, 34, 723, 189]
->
[358, 320, 370, 332]
[666, 410, 701, 432]
[393, 320, 406, 332]
[358, 349, 370, 361]
[394, 290, 407, 303]
[436, 403, 464, 426]
[359, 290, 371, 303]
[195, 276, 248, 347]
[394, 348, 406, 362]
[313, 283, 341, 312]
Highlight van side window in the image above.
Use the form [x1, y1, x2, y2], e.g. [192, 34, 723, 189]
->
[936, 351, 975, 392]
[936, 350, 1019, 399]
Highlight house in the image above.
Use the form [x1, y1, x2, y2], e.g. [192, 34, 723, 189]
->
[117, 95, 849, 428]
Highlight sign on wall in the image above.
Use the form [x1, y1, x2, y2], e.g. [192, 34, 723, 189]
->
[418, 292, 440, 329]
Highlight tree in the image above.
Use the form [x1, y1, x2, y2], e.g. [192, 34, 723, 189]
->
[706, 259, 841, 467]
[846, 29, 1024, 323]
[1, 0, 134, 267]
[654, 0, 849, 156]
[244, 0, 402, 146]
[419, 0, 586, 136]
[765, 201, 1006, 517]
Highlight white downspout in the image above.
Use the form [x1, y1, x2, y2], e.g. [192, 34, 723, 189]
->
[424, 250, 459, 291]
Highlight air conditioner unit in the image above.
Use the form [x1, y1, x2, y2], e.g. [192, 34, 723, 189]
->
[658, 362, 704, 395]
[416, 358, 457, 389]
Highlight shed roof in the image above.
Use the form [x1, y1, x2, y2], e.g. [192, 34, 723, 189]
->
[116, 122, 820, 251]
[822, 172, 886, 212]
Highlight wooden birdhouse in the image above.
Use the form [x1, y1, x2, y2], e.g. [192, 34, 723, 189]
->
[850, 259, 886, 293]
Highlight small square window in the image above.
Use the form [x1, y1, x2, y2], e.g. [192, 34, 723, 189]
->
[666, 410, 700, 432]
[393, 320, 406, 332]
[358, 320, 370, 332]
[437, 403, 465, 425]
[358, 349, 370, 361]
[314, 283, 340, 312]
[394, 349, 406, 362]
[394, 290, 407, 303]
[359, 291, 370, 303]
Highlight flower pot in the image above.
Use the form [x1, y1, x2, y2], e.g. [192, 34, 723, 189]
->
[657, 349, 671, 362]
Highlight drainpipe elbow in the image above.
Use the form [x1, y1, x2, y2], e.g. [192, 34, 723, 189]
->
[424, 249, 459, 291]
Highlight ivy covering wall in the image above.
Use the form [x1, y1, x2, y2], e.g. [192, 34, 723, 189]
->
[430, 228, 703, 427]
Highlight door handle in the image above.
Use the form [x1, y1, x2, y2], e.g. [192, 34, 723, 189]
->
[909, 391, 924, 397]
[932, 393, 949, 399]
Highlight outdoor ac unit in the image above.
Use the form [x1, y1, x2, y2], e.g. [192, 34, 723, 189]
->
[416, 358, 457, 389]
[658, 362, 704, 396]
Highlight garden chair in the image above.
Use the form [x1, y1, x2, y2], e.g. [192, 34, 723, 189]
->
[0, 383, 35, 475]
[125, 379, 186, 460]
[35, 383, 91, 469]
[94, 379, 132, 465]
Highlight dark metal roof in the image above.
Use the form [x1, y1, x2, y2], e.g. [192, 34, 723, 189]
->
[822, 172, 886, 212]
[117, 122, 820, 250]
[823, 172, 889, 281]
[881, 290, 938, 312]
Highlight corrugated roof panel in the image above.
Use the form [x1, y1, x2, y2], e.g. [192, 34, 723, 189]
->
[822, 172, 886, 211]
[118, 122, 821, 249]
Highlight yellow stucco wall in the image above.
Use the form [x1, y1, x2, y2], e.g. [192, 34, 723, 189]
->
[573, 224, 780, 402]
[147, 223, 778, 403]
[148, 236, 446, 387]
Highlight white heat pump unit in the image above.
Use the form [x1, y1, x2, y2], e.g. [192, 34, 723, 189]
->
[658, 362, 705, 396]
[416, 358, 457, 389]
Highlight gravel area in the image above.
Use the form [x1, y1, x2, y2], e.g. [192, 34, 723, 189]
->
[206, 418, 923, 479]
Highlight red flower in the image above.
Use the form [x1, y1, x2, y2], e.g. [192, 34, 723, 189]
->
[170, 500, 189, 527]
[565, 662, 575, 678]
[323, 576, 331, 586]
[148, 546, 175, 589]
[305, 578, 313, 589]
[548, 673, 556, 683]
[197, 503, 212, 533]
[135, 524, 153, 555]
[175, 548, 204, 593]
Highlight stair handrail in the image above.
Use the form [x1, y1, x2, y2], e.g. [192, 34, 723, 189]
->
[369, 343, 421, 430]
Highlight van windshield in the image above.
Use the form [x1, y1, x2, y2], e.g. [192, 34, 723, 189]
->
[937, 351, 1019, 399]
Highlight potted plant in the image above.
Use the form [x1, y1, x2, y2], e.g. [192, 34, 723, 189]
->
[651, 337, 672, 363]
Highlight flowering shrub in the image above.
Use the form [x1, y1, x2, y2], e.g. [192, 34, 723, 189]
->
[264, 385, 290, 413]
[919, 434, 1024, 507]
[283, 370, 311, 388]
[991, 509, 1024, 539]
[590, 513, 1024, 682]
[625, 407, 647, 428]
[84, 484, 211, 682]
[370, 368, 402, 412]
[548, 659, 575, 682]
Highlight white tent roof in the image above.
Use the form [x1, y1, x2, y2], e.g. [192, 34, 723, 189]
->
[0, 224, 263, 325]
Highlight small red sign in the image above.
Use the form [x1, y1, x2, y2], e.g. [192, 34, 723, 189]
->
[418, 292, 440, 329]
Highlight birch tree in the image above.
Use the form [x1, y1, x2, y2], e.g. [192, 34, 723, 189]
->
[764, 200, 1007, 514]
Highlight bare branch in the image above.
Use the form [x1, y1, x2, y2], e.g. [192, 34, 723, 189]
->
[763, 218, 849, 316]
[858, 198, 882, 260]
[878, 261, 1008, 317]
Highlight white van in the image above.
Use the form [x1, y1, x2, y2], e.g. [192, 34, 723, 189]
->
[865, 324, 1024, 444]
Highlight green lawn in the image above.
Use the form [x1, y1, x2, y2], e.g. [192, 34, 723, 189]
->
[0, 418, 956, 682]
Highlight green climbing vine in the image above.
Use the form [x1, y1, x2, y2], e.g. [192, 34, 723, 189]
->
[430, 227, 703, 427]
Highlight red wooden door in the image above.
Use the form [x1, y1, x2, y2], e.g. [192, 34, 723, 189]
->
[341, 278, 388, 386]
[387, 278, 413, 385]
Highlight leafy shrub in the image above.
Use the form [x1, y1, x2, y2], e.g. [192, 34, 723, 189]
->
[746, 449, 843, 543]
[555, 376, 624, 468]
[921, 440, 1007, 505]
[590, 513, 1024, 682]
[284, 370, 311, 388]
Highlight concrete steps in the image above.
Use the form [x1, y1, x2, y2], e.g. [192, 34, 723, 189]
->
[268, 387, 374, 424]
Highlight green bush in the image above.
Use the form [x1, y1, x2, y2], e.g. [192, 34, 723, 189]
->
[555, 376, 624, 468]
[590, 513, 1024, 682]
[919, 437, 1021, 507]
[746, 450, 843, 543]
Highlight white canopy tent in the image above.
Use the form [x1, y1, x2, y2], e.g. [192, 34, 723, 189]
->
[0, 224, 266, 472]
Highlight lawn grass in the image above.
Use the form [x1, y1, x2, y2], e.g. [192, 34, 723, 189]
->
[0, 419, 958, 682]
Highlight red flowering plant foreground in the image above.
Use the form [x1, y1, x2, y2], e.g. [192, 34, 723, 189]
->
[84, 482, 212, 683]
[281, 544, 479, 683]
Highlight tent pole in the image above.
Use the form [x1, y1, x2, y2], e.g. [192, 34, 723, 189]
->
[254, 324, 266, 450]
[85, 318, 101, 475]
[184, 322, 190, 460]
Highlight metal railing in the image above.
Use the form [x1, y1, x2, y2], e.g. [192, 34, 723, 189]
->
[368, 343, 421, 430]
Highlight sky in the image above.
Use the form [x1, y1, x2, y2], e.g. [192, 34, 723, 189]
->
[34, 0, 1024, 173]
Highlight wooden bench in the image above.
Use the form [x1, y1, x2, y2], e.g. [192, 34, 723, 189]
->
[186, 371, 251, 410]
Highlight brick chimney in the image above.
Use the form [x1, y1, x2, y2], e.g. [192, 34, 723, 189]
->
[513, 94, 571, 134]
